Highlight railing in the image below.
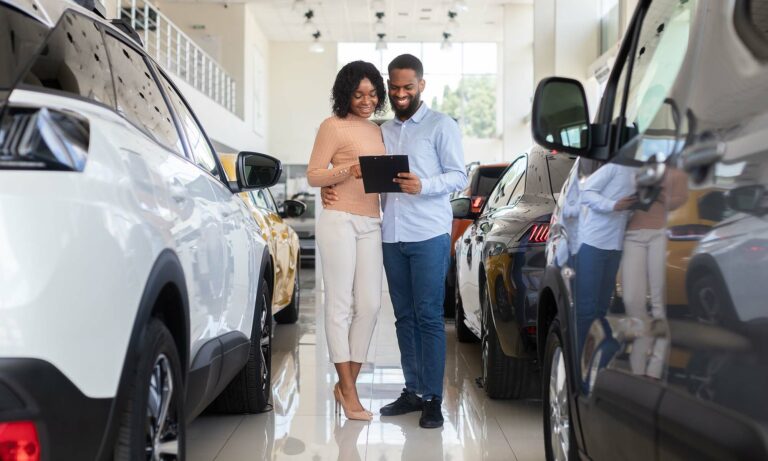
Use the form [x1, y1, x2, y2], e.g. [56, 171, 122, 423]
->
[116, 0, 237, 114]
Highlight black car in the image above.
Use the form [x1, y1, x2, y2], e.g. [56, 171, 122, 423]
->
[531, 0, 768, 460]
[452, 145, 574, 399]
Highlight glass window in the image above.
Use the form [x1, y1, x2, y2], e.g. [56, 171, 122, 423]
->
[250, 189, 269, 210]
[104, 35, 181, 153]
[614, 0, 695, 148]
[157, 73, 220, 177]
[0, 4, 48, 90]
[486, 156, 526, 212]
[21, 12, 114, 107]
[263, 189, 279, 213]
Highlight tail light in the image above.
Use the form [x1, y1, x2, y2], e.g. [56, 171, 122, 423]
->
[528, 223, 550, 243]
[666, 224, 711, 241]
[0, 107, 90, 171]
[471, 196, 486, 212]
[0, 421, 40, 461]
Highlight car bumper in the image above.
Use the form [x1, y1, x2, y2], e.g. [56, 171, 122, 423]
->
[0, 358, 113, 461]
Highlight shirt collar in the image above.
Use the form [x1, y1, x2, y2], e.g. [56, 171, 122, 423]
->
[393, 102, 429, 125]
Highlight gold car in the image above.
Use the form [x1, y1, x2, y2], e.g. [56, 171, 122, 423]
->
[219, 154, 306, 323]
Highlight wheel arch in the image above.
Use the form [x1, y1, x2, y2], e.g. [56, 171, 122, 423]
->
[95, 249, 189, 460]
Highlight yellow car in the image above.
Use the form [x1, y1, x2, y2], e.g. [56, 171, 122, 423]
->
[220, 153, 306, 323]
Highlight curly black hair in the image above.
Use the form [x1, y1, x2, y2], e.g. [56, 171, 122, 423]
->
[331, 60, 387, 118]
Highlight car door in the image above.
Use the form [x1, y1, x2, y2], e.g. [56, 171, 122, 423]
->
[570, 0, 702, 459]
[655, 1, 768, 459]
[156, 70, 259, 340]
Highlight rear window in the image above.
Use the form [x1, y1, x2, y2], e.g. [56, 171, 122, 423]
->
[472, 166, 508, 197]
[0, 4, 48, 90]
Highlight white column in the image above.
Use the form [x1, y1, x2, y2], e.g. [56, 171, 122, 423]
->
[502, 3, 534, 159]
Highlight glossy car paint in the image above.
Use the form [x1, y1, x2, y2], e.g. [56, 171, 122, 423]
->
[219, 153, 300, 311]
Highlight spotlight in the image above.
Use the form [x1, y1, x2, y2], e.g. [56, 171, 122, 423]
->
[374, 11, 386, 35]
[441, 32, 453, 51]
[309, 31, 325, 53]
[376, 33, 387, 51]
[302, 9, 316, 33]
[445, 11, 459, 34]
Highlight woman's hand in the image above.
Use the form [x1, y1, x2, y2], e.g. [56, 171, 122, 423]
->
[350, 164, 362, 179]
[614, 194, 637, 211]
[321, 186, 339, 207]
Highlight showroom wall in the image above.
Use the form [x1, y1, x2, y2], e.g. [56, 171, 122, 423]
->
[267, 42, 339, 165]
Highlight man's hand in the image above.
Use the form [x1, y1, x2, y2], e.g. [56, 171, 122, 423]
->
[350, 164, 362, 179]
[614, 194, 637, 211]
[393, 172, 422, 195]
[321, 186, 339, 207]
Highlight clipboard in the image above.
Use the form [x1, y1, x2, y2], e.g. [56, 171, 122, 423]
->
[359, 155, 410, 193]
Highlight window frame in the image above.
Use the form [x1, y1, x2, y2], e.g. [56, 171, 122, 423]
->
[153, 65, 226, 183]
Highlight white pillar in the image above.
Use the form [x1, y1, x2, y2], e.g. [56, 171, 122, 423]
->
[502, 3, 534, 159]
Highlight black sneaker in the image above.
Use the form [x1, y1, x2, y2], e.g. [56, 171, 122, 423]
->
[380, 389, 423, 416]
[419, 398, 444, 428]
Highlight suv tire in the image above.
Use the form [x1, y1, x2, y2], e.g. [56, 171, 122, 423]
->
[209, 278, 273, 413]
[114, 319, 184, 461]
[543, 319, 577, 461]
[481, 287, 531, 399]
[274, 258, 300, 325]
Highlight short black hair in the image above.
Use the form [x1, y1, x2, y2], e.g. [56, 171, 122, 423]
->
[331, 61, 387, 118]
[387, 54, 423, 79]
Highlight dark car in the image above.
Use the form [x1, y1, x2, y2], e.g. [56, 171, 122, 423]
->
[531, 0, 768, 460]
[445, 162, 509, 317]
[452, 145, 574, 399]
[284, 192, 316, 265]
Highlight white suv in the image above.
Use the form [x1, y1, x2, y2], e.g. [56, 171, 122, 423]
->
[0, 1, 279, 459]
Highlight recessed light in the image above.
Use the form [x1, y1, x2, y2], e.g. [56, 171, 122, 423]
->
[398, 12, 408, 16]
[419, 16, 430, 20]
[485, 21, 495, 25]
[421, 8, 432, 12]
[397, 35, 406, 39]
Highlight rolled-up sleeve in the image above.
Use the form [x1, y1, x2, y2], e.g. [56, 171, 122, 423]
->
[420, 117, 467, 196]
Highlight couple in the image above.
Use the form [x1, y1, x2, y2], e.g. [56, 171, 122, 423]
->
[306, 54, 467, 429]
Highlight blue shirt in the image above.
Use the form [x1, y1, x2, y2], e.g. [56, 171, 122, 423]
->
[380, 104, 467, 243]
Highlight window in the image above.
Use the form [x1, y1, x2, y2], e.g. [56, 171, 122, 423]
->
[613, 0, 695, 150]
[262, 189, 279, 213]
[104, 34, 181, 153]
[157, 73, 220, 177]
[250, 189, 270, 210]
[486, 156, 526, 212]
[21, 12, 114, 107]
[0, 4, 48, 90]
[337, 42, 498, 139]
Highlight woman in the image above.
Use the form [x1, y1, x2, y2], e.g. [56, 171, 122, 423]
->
[307, 61, 386, 421]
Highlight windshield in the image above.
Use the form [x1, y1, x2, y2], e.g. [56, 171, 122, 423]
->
[0, 4, 49, 91]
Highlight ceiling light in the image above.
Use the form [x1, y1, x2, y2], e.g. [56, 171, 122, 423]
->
[309, 31, 324, 53]
[302, 9, 316, 33]
[291, 0, 305, 12]
[376, 33, 387, 51]
[372, 0, 385, 12]
[452, 0, 469, 12]
[441, 32, 453, 51]
[374, 12, 386, 35]
[445, 11, 459, 34]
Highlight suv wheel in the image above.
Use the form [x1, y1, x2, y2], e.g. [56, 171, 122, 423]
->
[455, 281, 477, 343]
[481, 285, 531, 399]
[115, 320, 184, 461]
[210, 278, 273, 413]
[543, 319, 576, 461]
[275, 258, 300, 324]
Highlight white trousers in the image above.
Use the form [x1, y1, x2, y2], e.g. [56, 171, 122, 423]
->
[316, 210, 383, 363]
[621, 228, 667, 378]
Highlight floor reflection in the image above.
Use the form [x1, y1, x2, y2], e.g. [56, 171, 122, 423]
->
[188, 268, 544, 460]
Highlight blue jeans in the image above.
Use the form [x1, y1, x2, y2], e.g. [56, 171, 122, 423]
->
[574, 244, 622, 356]
[382, 234, 450, 401]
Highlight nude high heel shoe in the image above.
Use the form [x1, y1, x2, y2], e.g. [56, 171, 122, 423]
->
[333, 384, 372, 421]
[335, 383, 373, 417]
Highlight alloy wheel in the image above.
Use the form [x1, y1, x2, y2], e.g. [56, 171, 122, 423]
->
[145, 354, 179, 461]
[549, 346, 570, 461]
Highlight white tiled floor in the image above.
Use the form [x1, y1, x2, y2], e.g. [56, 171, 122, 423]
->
[188, 268, 545, 461]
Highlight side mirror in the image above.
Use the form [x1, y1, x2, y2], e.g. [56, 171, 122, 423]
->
[532, 77, 591, 156]
[451, 197, 472, 219]
[281, 199, 307, 219]
[698, 190, 727, 222]
[235, 152, 282, 191]
[727, 185, 766, 216]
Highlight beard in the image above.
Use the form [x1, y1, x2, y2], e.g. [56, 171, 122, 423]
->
[390, 92, 422, 120]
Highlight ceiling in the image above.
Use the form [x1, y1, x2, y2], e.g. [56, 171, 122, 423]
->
[241, 0, 530, 43]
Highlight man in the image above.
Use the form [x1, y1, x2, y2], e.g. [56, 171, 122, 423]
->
[322, 54, 466, 428]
